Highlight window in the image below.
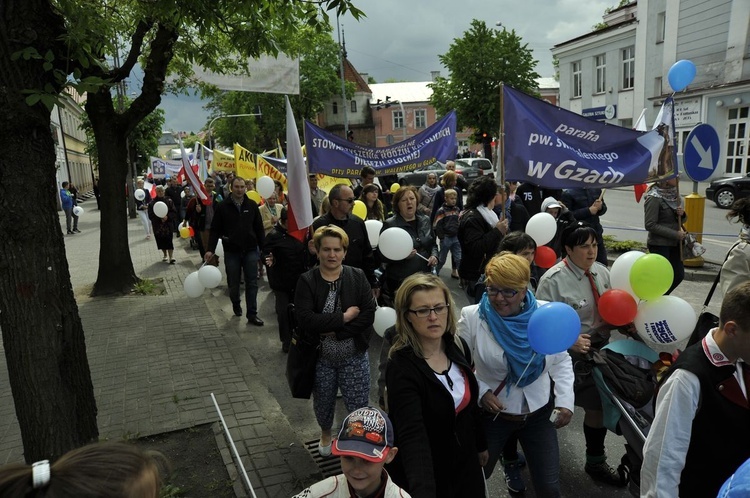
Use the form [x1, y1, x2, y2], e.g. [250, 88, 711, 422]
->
[393, 110, 404, 129]
[572, 61, 582, 98]
[622, 46, 635, 90]
[415, 109, 426, 128]
[350, 100, 357, 113]
[654, 77, 663, 97]
[595, 54, 606, 94]
[332, 102, 338, 114]
[656, 12, 666, 43]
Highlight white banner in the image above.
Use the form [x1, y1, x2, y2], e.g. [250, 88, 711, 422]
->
[191, 54, 300, 95]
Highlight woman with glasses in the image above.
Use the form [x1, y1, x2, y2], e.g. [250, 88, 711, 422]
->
[459, 253, 574, 497]
[386, 273, 487, 498]
[379, 186, 438, 297]
[295, 225, 376, 458]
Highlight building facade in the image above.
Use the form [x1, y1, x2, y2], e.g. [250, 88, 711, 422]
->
[53, 88, 94, 196]
[552, 0, 750, 178]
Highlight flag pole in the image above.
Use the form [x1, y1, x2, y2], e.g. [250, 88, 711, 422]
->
[498, 83, 505, 190]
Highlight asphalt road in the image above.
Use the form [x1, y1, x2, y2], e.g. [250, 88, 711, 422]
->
[600, 179, 740, 264]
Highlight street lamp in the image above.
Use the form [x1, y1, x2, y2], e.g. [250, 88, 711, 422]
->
[207, 109, 262, 149]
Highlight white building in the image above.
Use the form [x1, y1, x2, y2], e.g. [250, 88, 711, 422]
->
[552, 0, 750, 178]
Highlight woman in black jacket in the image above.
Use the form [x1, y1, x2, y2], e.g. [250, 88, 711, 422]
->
[380, 186, 438, 297]
[458, 176, 508, 301]
[386, 273, 487, 498]
[295, 225, 377, 457]
[263, 208, 307, 352]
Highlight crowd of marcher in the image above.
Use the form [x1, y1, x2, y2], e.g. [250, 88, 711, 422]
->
[49, 163, 750, 498]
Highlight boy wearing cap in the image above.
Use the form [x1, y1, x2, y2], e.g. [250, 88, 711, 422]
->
[293, 407, 410, 498]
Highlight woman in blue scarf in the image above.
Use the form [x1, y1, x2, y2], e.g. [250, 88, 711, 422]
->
[458, 253, 575, 498]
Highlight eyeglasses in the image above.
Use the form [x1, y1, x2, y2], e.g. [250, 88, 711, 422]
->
[336, 198, 355, 203]
[408, 304, 450, 318]
[485, 287, 520, 298]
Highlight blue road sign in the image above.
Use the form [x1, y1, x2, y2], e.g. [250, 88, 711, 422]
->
[683, 124, 720, 182]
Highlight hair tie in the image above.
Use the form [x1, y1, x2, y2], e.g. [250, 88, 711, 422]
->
[32, 460, 51, 489]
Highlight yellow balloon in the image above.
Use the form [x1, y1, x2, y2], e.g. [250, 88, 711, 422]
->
[246, 190, 262, 203]
[352, 199, 367, 220]
[390, 183, 401, 194]
[179, 226, 190, 239]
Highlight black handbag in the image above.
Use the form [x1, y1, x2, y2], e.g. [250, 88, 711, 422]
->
[285, 303, 320, 399]
[686, 242, 739, 347]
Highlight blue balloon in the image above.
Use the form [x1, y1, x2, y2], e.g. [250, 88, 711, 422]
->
[667, 60, 696, 92]
[527, 303, 581, 355]
[718, 457, 750, 497]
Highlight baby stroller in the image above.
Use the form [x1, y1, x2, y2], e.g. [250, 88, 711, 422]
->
[591, 339, 659, 497]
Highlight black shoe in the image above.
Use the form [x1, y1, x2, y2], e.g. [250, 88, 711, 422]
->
[73, 229, 80, 233]
[67, 230, 74, 235]
[232, 304, 242, 317]
[585, 461, 628, 487]
[247, 315, 264, 326]
[282, 343, 290, 353]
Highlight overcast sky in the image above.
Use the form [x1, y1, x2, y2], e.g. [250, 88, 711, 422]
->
[158, 0, 613, 133]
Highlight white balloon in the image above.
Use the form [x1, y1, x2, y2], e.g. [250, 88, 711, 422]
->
[374, 307, 397, 337]
[184, 271, 205, 298]
[198, 265, 222, 288]
[72, 206, 84, 216]
[134, 189, 146, 201]
[257, 176, 276, 199]
[610, 251, 645, 299]
[215, 238, 225, 258]
[365, 220, 383, 248]
[153, 201, 168, 218]
[634, 296, 697, 353]
[180, 190, 186, 199]
[525, 212, 557, 246]
[378, 227, 413, 261]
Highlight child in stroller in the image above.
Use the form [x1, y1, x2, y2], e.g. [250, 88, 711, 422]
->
[591, 339, 660, 497]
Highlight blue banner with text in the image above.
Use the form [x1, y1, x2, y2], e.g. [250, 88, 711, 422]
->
[305, 112, 457, 178]
[503, 86, 675, 188]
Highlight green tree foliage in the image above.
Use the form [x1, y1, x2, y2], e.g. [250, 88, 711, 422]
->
[81, 100, 165, 176]
[0, 0, 363, 462]
[205, 26, 353, 151]
[430, 20, 540, 141]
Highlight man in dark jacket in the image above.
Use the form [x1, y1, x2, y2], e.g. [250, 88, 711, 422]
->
[165, 177, 183, 232]
[311, 184, 379, 295]
[206, 177, 265, 325]
[561, 187, 608, 266]
[263, 208, 307, 352]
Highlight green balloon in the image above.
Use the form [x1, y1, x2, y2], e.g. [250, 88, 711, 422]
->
[629, 253, 674, 300]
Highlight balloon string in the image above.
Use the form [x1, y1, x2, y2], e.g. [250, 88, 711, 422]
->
[415, 253, 430, 262]
[491, 353, 537, 422]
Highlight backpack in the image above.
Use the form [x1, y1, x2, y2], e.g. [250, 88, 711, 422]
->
[591, 349, 655, 408]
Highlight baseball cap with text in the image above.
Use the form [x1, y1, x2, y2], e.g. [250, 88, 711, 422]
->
[332, 407, 393, 463]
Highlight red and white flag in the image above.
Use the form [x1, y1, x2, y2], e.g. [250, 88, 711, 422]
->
[178, 138, 211, 205]
[284, 96, 313, 242]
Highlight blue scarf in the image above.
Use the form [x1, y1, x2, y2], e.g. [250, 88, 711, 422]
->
[478, 290, 546, 390]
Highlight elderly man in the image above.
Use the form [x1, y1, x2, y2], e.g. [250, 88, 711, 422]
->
[310, 184, 378, 294]
[309, 174, 327, 215]
[641, 281, 750, 498]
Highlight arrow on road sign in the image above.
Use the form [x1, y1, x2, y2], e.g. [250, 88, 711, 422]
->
[690, 135, 714, 169]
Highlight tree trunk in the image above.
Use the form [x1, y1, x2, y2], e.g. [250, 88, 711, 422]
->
[87, 91, 140, 295]
[0, 0, 98, 462]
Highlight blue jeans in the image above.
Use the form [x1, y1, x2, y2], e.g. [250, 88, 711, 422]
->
[437, 235, 462, 274]
[484, 403, 561, 497]
[224, 249, 259, 317]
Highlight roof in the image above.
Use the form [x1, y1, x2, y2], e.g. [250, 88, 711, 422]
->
[370, 78, 558, 104]
[343, 58, 371, 93]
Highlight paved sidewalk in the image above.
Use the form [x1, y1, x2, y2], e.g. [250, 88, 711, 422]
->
[0, 203, 317, 497]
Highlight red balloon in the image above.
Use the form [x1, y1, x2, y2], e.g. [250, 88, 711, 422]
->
[188, 226, 195, 237]
[534, 246, 557, 268]
[598, 289, 638, 326]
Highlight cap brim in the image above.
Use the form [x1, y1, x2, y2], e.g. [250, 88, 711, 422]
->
[331, 440, 390, 463]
